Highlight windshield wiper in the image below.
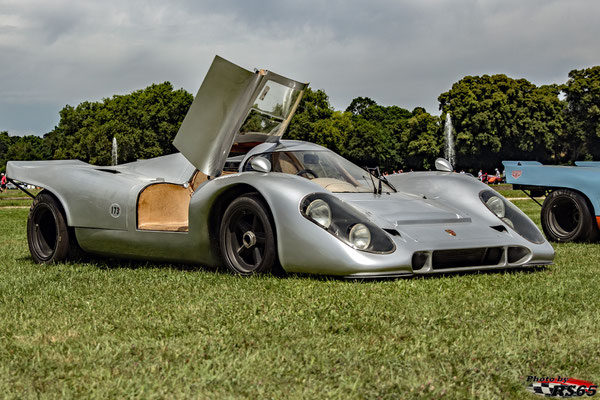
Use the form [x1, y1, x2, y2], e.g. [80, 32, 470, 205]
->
[379, 169, 397, 193]
[364, 167, 380, 194]
[363, 173, 377, 194]
[363, 166, 397, 195]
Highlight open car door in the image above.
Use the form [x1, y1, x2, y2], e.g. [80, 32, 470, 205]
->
[173, 56, 308, 177]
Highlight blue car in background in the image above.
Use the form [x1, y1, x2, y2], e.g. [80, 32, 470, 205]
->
[503, 161, 600, 242]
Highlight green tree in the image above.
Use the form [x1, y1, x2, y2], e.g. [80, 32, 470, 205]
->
[438, 74, 565, 169]
[400, 108, 442, 170]
[343, 98, 420, 170]
[346, 97, 377, 116]
[287, 88, 334, 144]
[563, 66, 600, 160]
[0, 131, 13, 173]
[45, 82, 193, 165]
[309, 111, 353, 154]
[6, 135, 48, 162]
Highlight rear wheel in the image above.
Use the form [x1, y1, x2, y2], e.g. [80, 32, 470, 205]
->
[219, 194, 278, 275]
[541, 189, 599, 242]
[27, 193, 83, 263]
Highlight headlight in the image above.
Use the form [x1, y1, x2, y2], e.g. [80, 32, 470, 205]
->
[301, 193, 395, 253]
[501, 217, 514, 229]
[485, 195, 505, 218]
[349, 223, 371, 249]
[480, 190, 545, 243]
[305, 199, 331, 228]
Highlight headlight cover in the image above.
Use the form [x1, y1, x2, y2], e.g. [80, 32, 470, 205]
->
[301, 193, 395, 253]
[305, 199, 331, 228]
[485, 195, 505, 218]
[349, 223, 371, 250]
[480, 190, 545, 244]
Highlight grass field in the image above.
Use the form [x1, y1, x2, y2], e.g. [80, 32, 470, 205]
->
[0, 189, 38, 208]
[0, 200, 598, 399]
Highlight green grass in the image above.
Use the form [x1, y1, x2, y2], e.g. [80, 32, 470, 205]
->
[489, 183, 512, 191]
[0, 203, 598, 399]
[487, 184, 541, 200]
[0, 199, 32, 207]
[0, 188, 40, 198]
[0, 189, 36, 207]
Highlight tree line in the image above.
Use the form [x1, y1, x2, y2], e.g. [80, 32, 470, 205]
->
[1, 66, 599, 173]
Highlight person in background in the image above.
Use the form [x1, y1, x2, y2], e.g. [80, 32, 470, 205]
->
[0, 173, 7, 193]
[478, 169, 483, 181]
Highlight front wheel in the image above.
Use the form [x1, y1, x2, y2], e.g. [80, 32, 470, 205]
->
[541, 189, 599, 242]
[219, 194, 278, 275]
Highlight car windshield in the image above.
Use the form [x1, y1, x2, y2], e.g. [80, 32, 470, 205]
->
[246, 150, 394, 193]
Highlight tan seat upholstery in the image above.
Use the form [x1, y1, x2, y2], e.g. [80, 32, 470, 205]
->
[190, 171, 209, 191]
[137, 169, 238, 232]
[273, 152, 301, 174]
[138, 183, 192, 231]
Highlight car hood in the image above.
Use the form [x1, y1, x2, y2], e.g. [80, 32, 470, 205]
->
[173, 56, 308, 177]
[336, 192, 471, 229]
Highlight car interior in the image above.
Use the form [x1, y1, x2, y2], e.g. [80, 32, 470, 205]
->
[136, 142, 256, 232]
[135, 144, 378, 232]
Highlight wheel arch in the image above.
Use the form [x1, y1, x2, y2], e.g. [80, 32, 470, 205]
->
[207, 183, 279, 262]
[35, 188, 70, 222]
[544, 186, 597, 216]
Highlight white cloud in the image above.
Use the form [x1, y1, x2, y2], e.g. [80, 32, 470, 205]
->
[1, 0, 599, 134]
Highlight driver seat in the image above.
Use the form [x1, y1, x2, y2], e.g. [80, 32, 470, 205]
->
[272, 152, 301, 174]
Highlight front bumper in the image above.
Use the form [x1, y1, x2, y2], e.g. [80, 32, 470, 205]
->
[279, 221, 555, 277]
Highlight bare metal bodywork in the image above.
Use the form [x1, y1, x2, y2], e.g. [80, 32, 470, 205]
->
[7, 57, 554, 277]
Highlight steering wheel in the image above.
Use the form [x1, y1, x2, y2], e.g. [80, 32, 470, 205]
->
[296, 169, 319, 179]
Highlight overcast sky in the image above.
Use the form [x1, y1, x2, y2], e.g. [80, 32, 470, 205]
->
[1, 0, 599, 136]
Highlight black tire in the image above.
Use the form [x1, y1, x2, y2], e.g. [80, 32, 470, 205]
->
[27, 193, 82, 263]
[541, 189, 600, 242]
[219, 194, 278, 275]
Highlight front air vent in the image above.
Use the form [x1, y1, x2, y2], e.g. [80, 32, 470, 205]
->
[507, 246, 531, 264]
[432, 247, 503, 269]
[411, 251, 429, 270]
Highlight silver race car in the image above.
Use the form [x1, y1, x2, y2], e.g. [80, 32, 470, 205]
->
[7, 56, 554, 277]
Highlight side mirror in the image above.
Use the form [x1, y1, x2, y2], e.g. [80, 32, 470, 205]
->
[435, 158, 452, 172]
[250, 156, 271, 173]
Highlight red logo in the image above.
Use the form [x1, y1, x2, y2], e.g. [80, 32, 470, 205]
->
[445, 229, 456, 236]
[512, 170, 522, 179]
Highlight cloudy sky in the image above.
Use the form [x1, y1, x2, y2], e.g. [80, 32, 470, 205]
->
[1, 0, 599, 136]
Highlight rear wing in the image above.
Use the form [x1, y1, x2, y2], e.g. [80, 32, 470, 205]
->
[575, 161, 600, 168]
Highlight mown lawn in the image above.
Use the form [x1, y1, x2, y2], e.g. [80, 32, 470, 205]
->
[0, 202, 598, 399]
[0, 189, 36, 207]
[0, 189, 40, 198]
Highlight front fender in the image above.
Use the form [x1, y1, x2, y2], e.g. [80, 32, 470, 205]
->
[190, 172, 394, 274]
